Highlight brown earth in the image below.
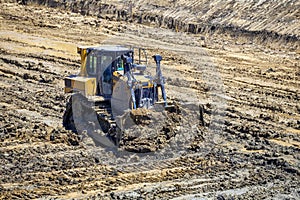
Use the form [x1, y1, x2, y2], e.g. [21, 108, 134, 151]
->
[0, 1, 300, 199]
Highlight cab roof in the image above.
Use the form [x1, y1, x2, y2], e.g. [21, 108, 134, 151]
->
[78, 45, 131, 52]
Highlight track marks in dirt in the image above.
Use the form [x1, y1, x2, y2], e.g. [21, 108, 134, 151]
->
[0, 2, 299, 199]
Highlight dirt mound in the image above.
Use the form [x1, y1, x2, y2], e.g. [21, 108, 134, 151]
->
[121, 105, 182, 153]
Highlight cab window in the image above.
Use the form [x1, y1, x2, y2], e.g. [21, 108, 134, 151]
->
[87, 55, 97, 75]
[116, 57, 124, 71]
[101, 55, 112, 83]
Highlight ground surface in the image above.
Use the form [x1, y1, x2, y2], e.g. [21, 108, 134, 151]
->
[0, 1, 300, 199]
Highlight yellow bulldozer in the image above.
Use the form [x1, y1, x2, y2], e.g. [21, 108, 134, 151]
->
[63, 45, 175, 147]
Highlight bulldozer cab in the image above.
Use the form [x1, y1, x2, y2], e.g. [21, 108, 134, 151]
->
[84, 46, 133, 97]
[64, 45, 149, 98]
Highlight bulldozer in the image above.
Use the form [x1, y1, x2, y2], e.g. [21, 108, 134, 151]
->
[63, 45, 176, 148]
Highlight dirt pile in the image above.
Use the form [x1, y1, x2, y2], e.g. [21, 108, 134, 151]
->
[120, 104, 185, 153]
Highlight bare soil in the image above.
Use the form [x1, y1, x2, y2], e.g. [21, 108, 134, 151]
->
[0, 1, 299, 199]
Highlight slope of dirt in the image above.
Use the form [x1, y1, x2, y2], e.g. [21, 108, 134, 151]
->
[19, 0, 300, 49]
[0, 1, 299, 199]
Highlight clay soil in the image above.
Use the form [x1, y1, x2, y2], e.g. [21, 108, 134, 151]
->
[0, 1, 300, 199]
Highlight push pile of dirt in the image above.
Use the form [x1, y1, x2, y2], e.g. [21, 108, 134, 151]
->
[121, 104, 184, 153]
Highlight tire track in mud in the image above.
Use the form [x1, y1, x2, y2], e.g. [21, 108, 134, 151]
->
[0, 43, 77, 126]
[164, 42, 300, 182]
[0, 2, 299, 199]
[2, 149, 250, 199]
[0, 48, 79, 70]
[1, 153, 220, 197]
[51, 152, 299, 199]
[174, 50, 299, 115]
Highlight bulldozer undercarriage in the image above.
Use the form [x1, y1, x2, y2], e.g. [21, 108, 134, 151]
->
[63, 93, 182, 152]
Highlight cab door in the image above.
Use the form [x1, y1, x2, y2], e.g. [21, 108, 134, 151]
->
[98, 54, 114, 96]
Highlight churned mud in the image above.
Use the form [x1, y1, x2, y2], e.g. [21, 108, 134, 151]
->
[0, 1, 299, 199]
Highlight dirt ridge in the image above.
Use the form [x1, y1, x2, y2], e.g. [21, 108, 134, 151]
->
[12, 0, 300, 49]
